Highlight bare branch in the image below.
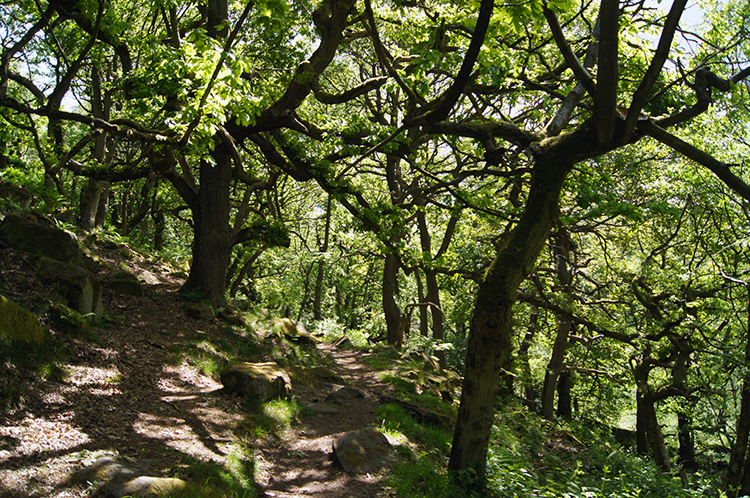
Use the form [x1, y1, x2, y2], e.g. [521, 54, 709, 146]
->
[543, 1, 596, 96]
[623, 0, 688, 136]
[638, 119, 750, 203]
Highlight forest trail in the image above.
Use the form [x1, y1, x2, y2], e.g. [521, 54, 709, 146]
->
[255, 344, 394, 498]
[0, 244, 393, 498]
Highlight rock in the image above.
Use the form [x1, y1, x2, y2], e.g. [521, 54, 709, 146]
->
[184, 301, 215, 320]
[108, 272, 144, 297]
[380, 395, 454, 428]
[48, 302, 91, 335]
[302, 401, 340, 415]
[0, 294, 44, 344]
[325, 386, 365, 405]
[287, 365, 344, 387]
[405, 351, 442, 372]
[116, 476, 189, 497]
[36, 256, 104, 323]
[220, 362, 292, 401]
[0, 213, 82, 266]
[0, 179, 36, 208]
[332, 427, 397, 473]
[274, 317, 317, 344]
[75, 456, 191, 498]
[218, 307, 249, 327]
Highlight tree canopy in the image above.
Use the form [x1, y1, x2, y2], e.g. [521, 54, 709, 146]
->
[4, 0, 750, 493]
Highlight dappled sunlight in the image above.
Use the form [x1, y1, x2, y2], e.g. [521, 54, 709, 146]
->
[0, 416, 90, 460]
[64, 364, 122, 387]
[159, 363, 223, 393]
[133, 412, 224, 462]
[133, 411, 234, 464]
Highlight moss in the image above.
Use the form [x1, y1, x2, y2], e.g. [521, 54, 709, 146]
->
[0, 294, 44, 344]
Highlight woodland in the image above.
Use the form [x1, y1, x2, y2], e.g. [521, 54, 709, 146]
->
[3, 0, 750, 496]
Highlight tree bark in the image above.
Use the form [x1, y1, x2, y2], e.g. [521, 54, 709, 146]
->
[726, 284, 750, 495]
[417, 209, 446, 368]
[542, 228, 574, 420]
[449, 127, 590, 482]
[556, 370, 572, 419]
[677, 412, 695, 470]
[180, 144, 233, 307]
[520, 310, 539, 411]
[416, 271, 429, 337]
[383, 249, 402, 346]
[313, 194, 332, 320]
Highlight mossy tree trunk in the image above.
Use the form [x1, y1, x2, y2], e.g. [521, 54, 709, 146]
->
[449, 125, 599, 481]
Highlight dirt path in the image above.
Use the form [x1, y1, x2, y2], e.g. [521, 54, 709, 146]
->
[0, 246, 394, 497]
[255, 344, 394, 498]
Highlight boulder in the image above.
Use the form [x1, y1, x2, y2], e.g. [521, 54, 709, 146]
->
[220, 362, 292, 401]
[287, 365, 344, 387]
[0, 294, 44, 344]
[0, 179, 36, 208]
[325, 386, 365, 405]
[36, 256, 104, 323]
[218, 307, 250, 327]
[184, 301, 215, 320]
[274, 317, 316, 344]
[108, 272, 144, 297]
[75, 456, 191, 498]
[48, 302, 91, 335]
[332, 427, 397, 473]
[0, 213, 82, 266]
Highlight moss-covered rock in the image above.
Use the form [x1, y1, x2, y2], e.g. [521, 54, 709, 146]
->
[36, 256, 104, 323]
[287, 365, 345, 387]
[48, 303, 92, 335]
[107, 272, 144, 297]
[0, 213, 82, 266]
[273, 317, 317, 345]
[184, 301, 215, 320]
[220, 362, 292, 401]
[332, 427, 397, 473]
[75, 456, 192, 498]
[0, 294, 44, 344]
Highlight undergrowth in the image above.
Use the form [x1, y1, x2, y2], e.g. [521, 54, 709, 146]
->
[373, 360, 726, 498]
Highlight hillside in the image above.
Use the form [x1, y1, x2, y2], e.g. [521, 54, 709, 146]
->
[0, 222, 401, 497]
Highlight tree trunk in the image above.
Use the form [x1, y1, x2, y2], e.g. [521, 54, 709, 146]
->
[383, 250, 401, 346]
[520, 310, 539, 411]
[542, 228, 574, 420]
[726, 284, 750, 495]
[556, 370, 572, 419]
[677, 412, 695, 470]
[449, 142, 579, 483]
[181, 145, 233, 307]
[416, 210, 446, 368]
[79, 179, 105, 229]
[95, 183, 109, 226]
[313, 195, 332, 321]
[416, 271, 429, 337]
[0, 135, 7, 170]
[152, 203, 165, 251]
[541, 317, 572, 419]
[636, 391, 649, 455]
[642, 394, 671, 472]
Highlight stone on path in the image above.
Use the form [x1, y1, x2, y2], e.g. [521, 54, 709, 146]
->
[75, 456, 190, 498]
[325, 386, 365, 405]
[332, 427, 397, 474]
[301, 401, 340, 415]
[220, 361, 292, 401]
